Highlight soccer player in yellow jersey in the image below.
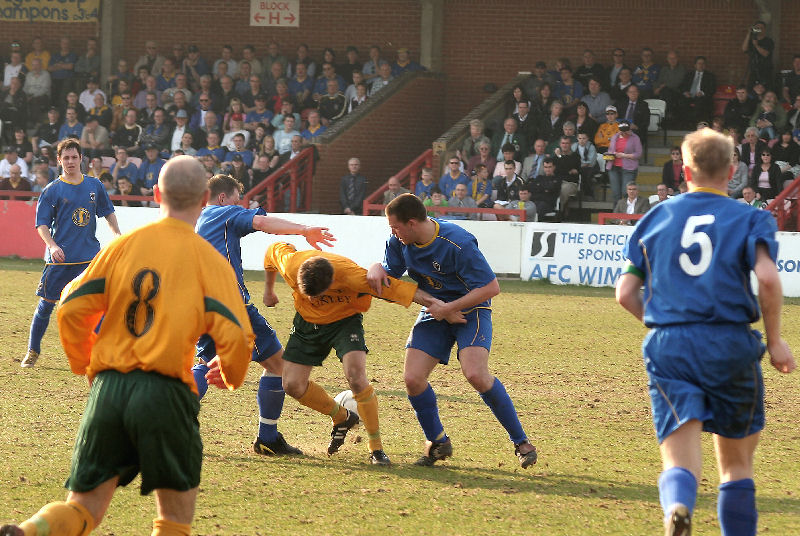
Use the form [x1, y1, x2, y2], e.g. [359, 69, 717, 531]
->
[1, 156, 254, 536]
[211, 241, 460, 465]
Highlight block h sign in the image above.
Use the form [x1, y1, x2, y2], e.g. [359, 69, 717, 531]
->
[251, 0, 299, 27]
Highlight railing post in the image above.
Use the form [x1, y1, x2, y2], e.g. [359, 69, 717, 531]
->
[289, 167, 298, 213]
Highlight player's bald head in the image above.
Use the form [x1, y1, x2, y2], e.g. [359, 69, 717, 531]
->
[681, 129, 733, 186]
[158, 155, 208, 210]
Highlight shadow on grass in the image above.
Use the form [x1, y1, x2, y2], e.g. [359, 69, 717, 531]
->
[203, 451, 799, 515]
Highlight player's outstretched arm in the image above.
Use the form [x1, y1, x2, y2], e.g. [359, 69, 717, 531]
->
[366, 262, 390, 296]
[754, 244, 796, 373]
[105, 213, 122, 237]
[253, 215, 335, 250]
[615, 272, 644, 322]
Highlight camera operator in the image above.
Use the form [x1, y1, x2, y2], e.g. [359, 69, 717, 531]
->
[742, 20, 774, 91]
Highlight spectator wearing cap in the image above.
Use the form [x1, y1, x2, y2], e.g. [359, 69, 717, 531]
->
[3, 50, 26, 91]
[78, 76, 105, 112]
[73, 38, 99, 88]
[58, 107, 83, 141]
[606, 119, 642, 202]
[244, 93, 273, 131]
[318, 79, 347, 126]
[169, 109, 194, 152]
[48, 37, 77, 103]
[581, 78, 612, 123]
[182, 45, 210, 91]
[136, 143, 165, 196]
[301, 110, 327, 142]
[31, 156, 54, 183]
[223, 133, 254, 167]
[79, 114, 111, 159]
[391, 48, 425, 77]
[0, 145, 30, 179]
[32, 107, 61, 150]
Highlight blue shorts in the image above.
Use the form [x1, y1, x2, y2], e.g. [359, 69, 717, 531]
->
[643, 323, 765, 443]
[406, 307, 492, 364]
[36, 263, 90, 301]
[197, 303, 282, 363]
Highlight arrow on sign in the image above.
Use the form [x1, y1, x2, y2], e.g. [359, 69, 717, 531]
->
[285, 12, 295, 23]
[254, 13, 264, 22]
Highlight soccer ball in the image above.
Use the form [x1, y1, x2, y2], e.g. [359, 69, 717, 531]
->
[333, 390, 359, 421]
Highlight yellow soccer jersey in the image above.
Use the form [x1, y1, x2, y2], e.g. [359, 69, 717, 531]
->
[264, 242, 417, 325]
[57, 217, 254, 393]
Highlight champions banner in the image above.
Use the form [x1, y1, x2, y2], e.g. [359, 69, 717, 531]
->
[0, 0, 99, 23]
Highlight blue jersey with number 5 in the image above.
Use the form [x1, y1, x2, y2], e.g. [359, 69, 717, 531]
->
[623, 190, 778, 327]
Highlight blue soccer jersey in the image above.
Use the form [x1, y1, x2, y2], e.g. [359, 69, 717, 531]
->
[196, 204, 265, 302]
[35, 175, 114, 264]
[382, 219, 496, 308]
[624, 189, 778, 327]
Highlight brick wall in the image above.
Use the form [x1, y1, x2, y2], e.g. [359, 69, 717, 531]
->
[0, 21, 97, 53]
[122, 0, 420, 73]
[312, 76, 446, 214]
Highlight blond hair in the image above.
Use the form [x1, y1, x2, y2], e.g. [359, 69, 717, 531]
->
[681, 128, 733, 183]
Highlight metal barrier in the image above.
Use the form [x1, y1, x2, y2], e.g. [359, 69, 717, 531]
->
[362, 149, 432, 215]
[242, 147, 315, 212]
[767, 174, 800, 231]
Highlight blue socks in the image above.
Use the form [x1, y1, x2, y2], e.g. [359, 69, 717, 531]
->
[257, 373, 284, 443]
[479, 377, 527, 444]
[718, 479, 757, 536]
[658, 467, 698, 518]
[408, 383, 447, 442]
[28, 299, 55, 353]
[192, 362, 210, 400]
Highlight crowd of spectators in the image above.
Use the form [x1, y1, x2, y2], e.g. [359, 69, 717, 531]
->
[0, 38, 426, 203]
[3, 32, 800, 212]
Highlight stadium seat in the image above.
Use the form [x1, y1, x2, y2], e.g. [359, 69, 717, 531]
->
[101, 156, 116, 170]
[594, 153, 610, 200]
[645, 99, 667, 148]
[713, 84, 736, 117]
[127, 156, 142, 168]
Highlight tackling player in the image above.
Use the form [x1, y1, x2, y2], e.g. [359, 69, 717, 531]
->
[366, 193, 538, 468]
[208, 241, 454, 465]
[22, 138, 121, 368]
[192, 174, 334, 457]
[616, 128, 795, 536]
[1, 156, 254, 536]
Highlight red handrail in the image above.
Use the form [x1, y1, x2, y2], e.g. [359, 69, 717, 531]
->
[242, 147, 315, 212]
[362, 149, 433, 215]
[766, 174, 800, 231]
[0, 190, 153, 202]
[597, 212, 644, 225]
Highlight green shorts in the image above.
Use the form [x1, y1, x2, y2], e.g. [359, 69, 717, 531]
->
[283, 312, 368, 366]
[66, 369, 202, 496]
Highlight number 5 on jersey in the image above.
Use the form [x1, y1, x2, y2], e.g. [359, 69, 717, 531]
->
[679, 215, 715, 276]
